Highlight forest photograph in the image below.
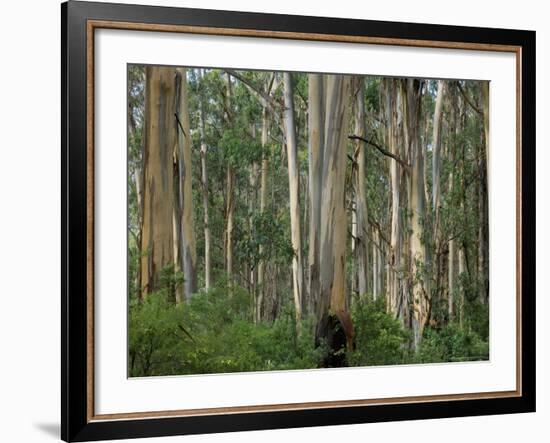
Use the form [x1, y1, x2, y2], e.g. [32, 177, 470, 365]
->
[127, 65, 490, 377]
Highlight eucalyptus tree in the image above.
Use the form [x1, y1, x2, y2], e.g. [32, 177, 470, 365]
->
[353, 78, 369, 297]
[139, 66, 177, 299]
[283, 72, 304, 328]
[173, 67, 197, 302]
[316, 74, 354, 364]
[307, 73, 324, 315]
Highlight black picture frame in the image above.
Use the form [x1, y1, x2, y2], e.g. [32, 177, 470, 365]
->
[62, 1, 536, 441]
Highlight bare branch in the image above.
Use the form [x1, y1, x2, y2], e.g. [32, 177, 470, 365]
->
[225, 69, 281, 112]
[457, 82, 483, 116]
[348, 134, 410, 168]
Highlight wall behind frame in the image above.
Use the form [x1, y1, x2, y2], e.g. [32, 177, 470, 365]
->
[0, 0, 546, 442]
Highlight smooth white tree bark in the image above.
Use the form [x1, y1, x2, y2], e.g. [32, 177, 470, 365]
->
[283, 72, 304, 327]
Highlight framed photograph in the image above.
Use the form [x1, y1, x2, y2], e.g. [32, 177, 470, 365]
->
[62, 1, 535, 441]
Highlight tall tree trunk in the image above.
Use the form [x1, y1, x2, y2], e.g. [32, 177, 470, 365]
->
[316, 75, 353, 367]
[458, 245, 466, 328]
[432, 81, 445, 218]
[283, 72, 304, 328]
[307, 73, 324, 317]
[226, 167, 235, 282]
[447, 89, 459, 320]
[249, 124, 258, 304]
[479, 81, 490, 304]
[431, 80, 445, 313]
[198, 69, 211, 290]
[403, 79, 428, 346]
[354, 78, 369, 297]
[372, 228, 380, 300]
[448, 235, 455, 318]
[372, 230, 380, 300]
[384, 79, 402, 320]
[133, 168, 142, 226]
[224, 73, 235, 285]
[256, 105, 269, 322]
[174, 68, 197, 302]
[139, 66, 176, 298]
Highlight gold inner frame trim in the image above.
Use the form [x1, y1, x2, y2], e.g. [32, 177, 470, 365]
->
[86, 19, 523, 423]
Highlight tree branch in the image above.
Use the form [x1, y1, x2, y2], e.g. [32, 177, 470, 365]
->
[457, 83, 483, 116]
[225, 69, 281, 112]
[348, 135, 410, 168]
[174, 112, 187, 138]
[367, 215, 391, 249]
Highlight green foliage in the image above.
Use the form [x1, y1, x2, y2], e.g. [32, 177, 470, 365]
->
[129, 283, 325, 377]
[364, 77, 380, 112]
[463, 300, 489, 342]
[348, 296, 410, 366]
[237, 211, 294, 267]
[128, 292, 187, 377]
[129, 284, 489, 376]
[415, 323, 489, 363]
[128, 68, 490, 376]
[219, 127, 263, 166]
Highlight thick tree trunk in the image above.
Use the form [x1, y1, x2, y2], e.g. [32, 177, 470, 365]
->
[283, 72, 304, 328]
[354, 79, 369, 297]
[316, 75, 354, 367]
[307, 73, 324, 317]
[139, 66, 177, 298]
[403, 79, 428, 347]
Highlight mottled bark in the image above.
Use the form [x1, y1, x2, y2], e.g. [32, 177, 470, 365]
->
[139, 66, 176, 298]
[403, 79, 428, 346]
[385, 79, 403, 319]
[316, 75, 354, 366]
[354, 78, 369, 297]
[307, 73, 324, 316]
[430, 80, 445, 322]
[174, 68, 197, 302]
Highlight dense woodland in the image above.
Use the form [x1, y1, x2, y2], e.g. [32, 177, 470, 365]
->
[128, 65, 489, 377]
